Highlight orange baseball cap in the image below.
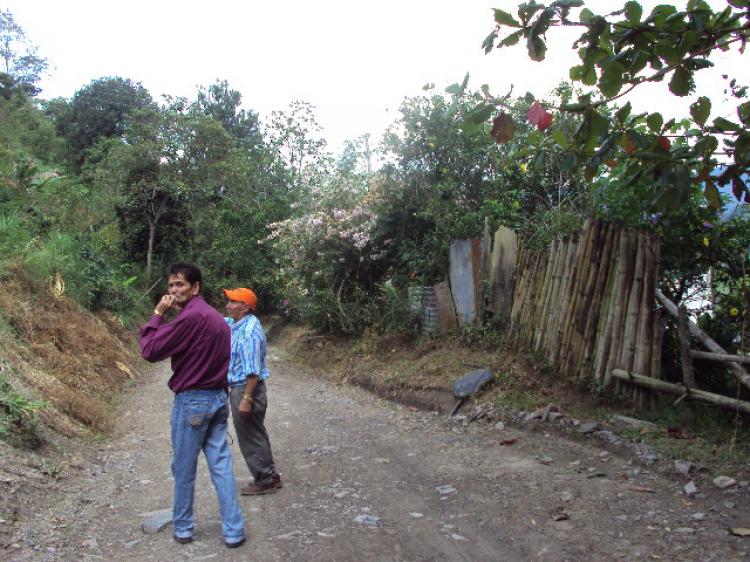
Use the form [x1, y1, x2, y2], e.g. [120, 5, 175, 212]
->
[223, 288, 257, 311]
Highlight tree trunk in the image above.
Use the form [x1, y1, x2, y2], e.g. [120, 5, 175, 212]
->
[147, 220, 156, 282]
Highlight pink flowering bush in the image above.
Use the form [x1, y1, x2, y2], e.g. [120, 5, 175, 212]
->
[267, 192, 397, 333]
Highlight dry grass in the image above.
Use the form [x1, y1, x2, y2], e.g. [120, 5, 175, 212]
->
[0, 266, 139, 435]
[276, 323, 563, 412]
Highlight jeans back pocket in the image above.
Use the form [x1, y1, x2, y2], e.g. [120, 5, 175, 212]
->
[186, 399, 213, 428]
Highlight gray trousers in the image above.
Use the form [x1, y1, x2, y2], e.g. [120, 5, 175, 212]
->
[229, 380, 278, 486]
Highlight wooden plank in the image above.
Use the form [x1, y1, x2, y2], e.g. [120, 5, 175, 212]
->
[678, 307, 695, 390]
[434, 281, 459, 335]
[611, 369, 750, 415]
[477, 219, 492, 320]
[489, 226, 518, 321]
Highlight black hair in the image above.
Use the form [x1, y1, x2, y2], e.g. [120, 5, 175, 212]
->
[168, 262, 202, 290]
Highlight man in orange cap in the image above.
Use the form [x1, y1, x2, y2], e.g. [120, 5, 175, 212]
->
[223, 287, 282, 495]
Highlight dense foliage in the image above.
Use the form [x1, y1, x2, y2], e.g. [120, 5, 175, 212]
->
[0, 4, 746, 352]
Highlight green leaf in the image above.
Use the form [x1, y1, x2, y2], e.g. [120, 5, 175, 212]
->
[552, 129, 570, 148]
[494, 9, 521, 27]
[625, 1, 643, 23]
[690, 96, 711, 126]
[560, 102, 588, 112]
[615, 101, 632, 124]
[654, 43, 679, 66]
[590, 111, 609, 139]
[569, 65, 584, 80]
[553, 0, 584, 7]
[713, 117, 742, 132]
[704, 181, 722, 209]
[499, 30, 524, 47]
[599, 61, 625, 97]
[581, 65, 598, 86]
[737, 101, 750, 126]
[528, 35, 547, 62]
[646, 113, 663, 133]
[559, 152, 578, 173]
[668, 66, 693, 97]
[482, 31, 497, 53]
[445, 83, 463, 95]
[579, 8, 595, 23]
[527, 129, 544, 146]
[466, 103, 494, 124]
[683, 58, 713, 71]
[532, 151, 546, 171]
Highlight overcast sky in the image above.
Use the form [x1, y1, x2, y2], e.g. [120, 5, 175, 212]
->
[3, 0, 748, 155]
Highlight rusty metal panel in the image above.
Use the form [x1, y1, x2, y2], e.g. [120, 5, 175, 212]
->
[434, 281, 458, 334]
[450, 239, 481, 326]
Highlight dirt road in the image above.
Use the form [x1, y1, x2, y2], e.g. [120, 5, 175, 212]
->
[4, 344, 750, 561]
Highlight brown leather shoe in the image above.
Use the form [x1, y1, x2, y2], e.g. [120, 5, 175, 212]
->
[240, 474, 282, 495]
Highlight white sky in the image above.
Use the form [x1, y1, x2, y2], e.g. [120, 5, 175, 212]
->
[3, 0, 748, 155]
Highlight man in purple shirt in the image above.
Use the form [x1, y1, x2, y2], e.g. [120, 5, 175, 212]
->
[140, 262, 246, 548]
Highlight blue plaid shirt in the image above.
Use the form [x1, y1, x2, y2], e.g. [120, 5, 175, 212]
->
[224, 314, 270, 385]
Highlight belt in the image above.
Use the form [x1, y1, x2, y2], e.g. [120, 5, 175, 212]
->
[229, 379, 265, 388]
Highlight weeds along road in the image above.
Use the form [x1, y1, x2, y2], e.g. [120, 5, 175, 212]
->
[6, 343, 750, 562]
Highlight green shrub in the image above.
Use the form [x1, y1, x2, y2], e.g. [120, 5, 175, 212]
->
[0, 210, 33, 266]
[0, 373, 45, 447]
[371, 281, 413, 336]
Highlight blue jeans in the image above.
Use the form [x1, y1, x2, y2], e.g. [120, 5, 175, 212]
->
[170, 389, 245, 543]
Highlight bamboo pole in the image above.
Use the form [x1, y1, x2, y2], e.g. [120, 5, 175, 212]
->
[558, 224, 593, 370]
[544, 238, 569, 356]
[570, 221, 607, 377]
[534, 238, 560, 350]
[550, 235, 579, 365]
[611, 369, 750, 415]
[582, 223, 615, 351]
[632, 233, 658, 407]
[620, 231, 647, 376]
[592, 228, 621, 382]
[655, 289, 750, 391]
[604, 229, 633, 388]
[560, 221, 598, 375]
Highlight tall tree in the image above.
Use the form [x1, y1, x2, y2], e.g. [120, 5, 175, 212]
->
[192, 79, 263, 150]
[267, 100, 329, 177]
[54, 77, 154, 168]
[0, 9, 48, 97]
[95, 106, 236, 280]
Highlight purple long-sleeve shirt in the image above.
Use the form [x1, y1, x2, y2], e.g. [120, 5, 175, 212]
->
[140, 295, 231, 393]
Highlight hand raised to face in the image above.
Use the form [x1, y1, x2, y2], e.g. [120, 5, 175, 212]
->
[155, 294, 175, 315]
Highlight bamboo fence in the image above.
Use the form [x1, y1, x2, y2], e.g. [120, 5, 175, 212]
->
[509, 220, 662, 403]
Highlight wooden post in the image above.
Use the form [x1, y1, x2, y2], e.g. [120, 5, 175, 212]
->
[611, 369, 750, 415]
[678, 306, 695, 392]
[656, 289, 750, 391]
[689, 351, 750, 365]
